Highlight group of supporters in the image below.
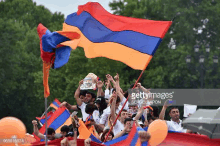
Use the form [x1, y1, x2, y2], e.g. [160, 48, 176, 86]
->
[32, 73, 194, 145]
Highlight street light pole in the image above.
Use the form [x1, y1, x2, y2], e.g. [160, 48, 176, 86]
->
[199, 55, 205, 89]
[185, 45, 218, 88]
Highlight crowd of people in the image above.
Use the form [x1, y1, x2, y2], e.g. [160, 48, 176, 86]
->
[32, 73, 194, 146]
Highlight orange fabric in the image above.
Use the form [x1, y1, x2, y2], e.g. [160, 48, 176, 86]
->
[55, 117, 72, 134]
[135, 139, 141, 146]
[78, 119, 91, 139]
[78, 119, 98, 139]
[43, 62, 50, 98]
[57, 23, 153, 70]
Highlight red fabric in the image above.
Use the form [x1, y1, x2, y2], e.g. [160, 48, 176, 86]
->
[36, 111, 53, 121]
[38, 107, 66, 135]
[54, 98, 61, 105]
[158, 133, 220, 146]
[32, 133, 41, 142]
[143, 106, 153, 111]
[122, 122, 137, 145]
[31, 133, 220, 146]
[31, 138, 105, 146]
[33, 107, 67, 142]
[56, 31, 80, 40]
[77, 2, 172, 38]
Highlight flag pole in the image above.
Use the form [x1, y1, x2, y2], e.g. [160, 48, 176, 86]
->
[45, 98, 48, 146]
[103, 63, 148, 143]
[41, 106, 51, 118]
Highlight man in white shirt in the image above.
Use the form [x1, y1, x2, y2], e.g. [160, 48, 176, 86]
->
[70, 79, 97, 122]
[159, 100, 192, 133]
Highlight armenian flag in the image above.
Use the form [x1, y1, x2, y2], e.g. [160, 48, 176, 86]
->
[37, 2, 172, 98]
[34, 107, 72, 141]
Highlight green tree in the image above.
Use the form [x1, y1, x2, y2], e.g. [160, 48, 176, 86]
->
[0, 0, 65, 133]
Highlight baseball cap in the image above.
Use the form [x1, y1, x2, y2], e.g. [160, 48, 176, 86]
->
[95, 96, 105, 104]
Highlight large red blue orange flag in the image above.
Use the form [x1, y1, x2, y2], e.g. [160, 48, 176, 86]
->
[37, 2, 172, 97]
[33, 107, 72, 142]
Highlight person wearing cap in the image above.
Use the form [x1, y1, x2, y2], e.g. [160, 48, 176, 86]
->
[94, 96, 107, 116]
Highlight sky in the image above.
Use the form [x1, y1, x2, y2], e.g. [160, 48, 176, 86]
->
[33, 0, 114, 18]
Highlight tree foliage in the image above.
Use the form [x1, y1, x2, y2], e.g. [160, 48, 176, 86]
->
[0, 0, 220, 132]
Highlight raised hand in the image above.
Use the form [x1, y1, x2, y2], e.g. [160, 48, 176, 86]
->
[164, 99, 172, 108]
[97, 80, 104, 88]
[32, 120, 38, 126]
[114, 73, 119, 81]
[138, 131, 151, 142]
[137, 82, 142, 88]
[60, 101, 67, 107]
[106, 74, 114, 81]
[105, 80, 110, 86]
[79, 80, 84, 86]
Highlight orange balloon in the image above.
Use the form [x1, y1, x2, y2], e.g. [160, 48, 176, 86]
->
[0, 117, 26, 146]
[147, 119, 168, 146]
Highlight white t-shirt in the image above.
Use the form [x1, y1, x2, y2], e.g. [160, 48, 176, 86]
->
[113, 120, 124, 136]
[93, 110, 100, 124]
[78, 102, 89, 121]
[166, 119, 187, 133]
[104, 89, 114, 100]
[99, 98, 129, 126]
[78, 102, 100, 122]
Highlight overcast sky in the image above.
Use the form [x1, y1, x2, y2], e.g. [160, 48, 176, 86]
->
[33, 0, 114, 18]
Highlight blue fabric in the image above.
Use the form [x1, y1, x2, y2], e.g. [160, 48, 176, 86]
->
[52, 101, 59, 108]
[142, 141, 148, 146]
[53, 46, 72, 69]
[40, 115, 51, 125]
[130, 131, 140, 146]
[42, 30, 70, 53]
[43, 110, 70, 134]
[104, 134, 128, 145]
[65, 12, 162, 55]
[89, 134, 102, 143]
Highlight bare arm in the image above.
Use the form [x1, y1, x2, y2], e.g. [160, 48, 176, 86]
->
[137, 83, 150, 93]
[60, 102, 79, 111]
[159, 99, 172, 120]
[74, 80, 84, 106]
[114, 73, 124, 101]
[134, 106, 144, 121]
[32, 120, 45, 140]
[159, 106, 167, 120]
[97, 80, 105, 97]
[114, 74, 129, 110]
[110, 96, 117, 123]
[106, 74, 116, 88]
